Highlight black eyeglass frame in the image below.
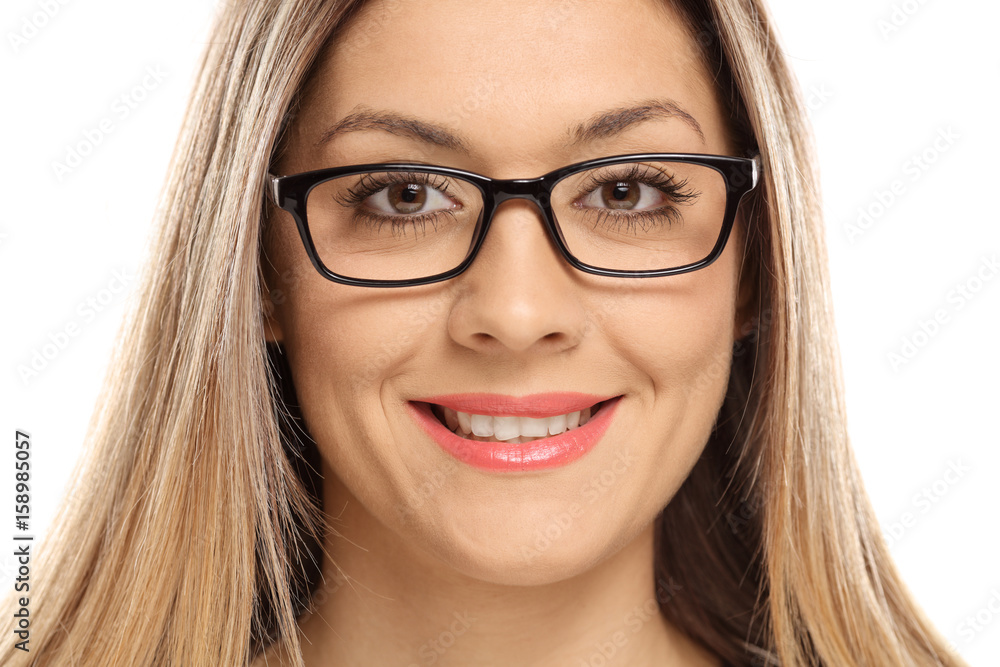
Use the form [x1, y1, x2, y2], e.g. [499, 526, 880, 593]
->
[266, 152, 761, 288]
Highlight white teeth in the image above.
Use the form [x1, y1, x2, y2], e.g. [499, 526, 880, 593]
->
[470, 413, 494, 437]
[519, 416, 550, 438]
[457, 410, 472, 434]
[493, 416, 520, 440]
[439, 403, 603, 441]
[547, 413, 567, 436]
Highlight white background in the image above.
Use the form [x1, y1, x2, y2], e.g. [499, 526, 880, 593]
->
[1, 0, 998, 663]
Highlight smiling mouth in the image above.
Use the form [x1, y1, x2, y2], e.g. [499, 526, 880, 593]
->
[418, 398, 614, 444]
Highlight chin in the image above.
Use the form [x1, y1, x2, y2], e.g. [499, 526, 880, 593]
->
[408, 502, 642, 587]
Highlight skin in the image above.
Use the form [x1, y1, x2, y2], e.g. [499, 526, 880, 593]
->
[260, 0, 753, 664]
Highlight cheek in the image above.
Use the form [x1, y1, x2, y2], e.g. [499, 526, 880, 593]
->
[275, 274, 457, 475]
[661, 292, 735, 395]
[281, 284, 456, 386]
[607, 267, 737, 395]
[265, 217, 439, 418]
[600, 260, 738, 498]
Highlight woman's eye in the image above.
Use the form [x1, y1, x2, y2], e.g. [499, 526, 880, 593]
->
[579, 180, 669, 212]
[366, 182, 456, 216]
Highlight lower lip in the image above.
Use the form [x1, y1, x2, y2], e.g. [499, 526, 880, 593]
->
[407, 397, 622, 472]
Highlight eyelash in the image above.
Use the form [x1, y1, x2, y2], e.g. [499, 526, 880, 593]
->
[336, 171, 458, 238]
[332, 166, 700, 237]
[575, 163, 699, 233]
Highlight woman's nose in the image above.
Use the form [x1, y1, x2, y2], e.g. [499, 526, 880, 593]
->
[446, 198, 589, 355]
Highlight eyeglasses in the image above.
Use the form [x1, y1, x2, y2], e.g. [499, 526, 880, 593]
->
[266, 152, 760, 287]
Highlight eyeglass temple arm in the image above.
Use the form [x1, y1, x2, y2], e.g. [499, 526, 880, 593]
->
[745, 149, 762, 188]
[266, 171, 281, 206]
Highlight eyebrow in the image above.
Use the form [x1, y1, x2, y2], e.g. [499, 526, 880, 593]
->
[314, 98, 706, 151]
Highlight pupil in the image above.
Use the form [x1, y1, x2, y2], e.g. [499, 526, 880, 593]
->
[602, 181, 639, 209]
[389, 182, 426, 213]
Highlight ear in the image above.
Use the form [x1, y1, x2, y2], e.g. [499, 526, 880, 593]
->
[731, 218, 759, 343]
[733, 268, 757, 343]
[261, 276, 285, 344]
[260, 218, 287, 344]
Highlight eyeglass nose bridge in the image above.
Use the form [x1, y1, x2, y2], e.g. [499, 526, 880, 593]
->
[476, 175, 568, 257]
[482, 175, 560, 228]
[489, 175, 552, 205]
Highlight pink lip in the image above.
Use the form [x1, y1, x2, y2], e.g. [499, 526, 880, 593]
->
[406, 395, 622, 472]
[413, 392, 616, 418]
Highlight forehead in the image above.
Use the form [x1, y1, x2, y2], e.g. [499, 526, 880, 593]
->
[289, 0, 729, 170]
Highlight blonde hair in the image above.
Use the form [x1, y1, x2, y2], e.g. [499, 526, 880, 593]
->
[2, 1, 967, 665]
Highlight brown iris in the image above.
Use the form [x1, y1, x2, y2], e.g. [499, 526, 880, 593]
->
[387, 182, 427, 214]
[600, 181, 640, 209]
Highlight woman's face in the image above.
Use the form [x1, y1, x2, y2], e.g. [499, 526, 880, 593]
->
[265, 0, 750, 584]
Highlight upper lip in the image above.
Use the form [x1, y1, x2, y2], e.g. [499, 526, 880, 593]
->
[412, 392, 619, 418]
